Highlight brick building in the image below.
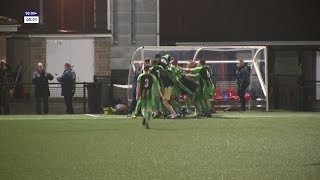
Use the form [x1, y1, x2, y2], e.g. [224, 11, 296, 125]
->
[0, 16, 19, 58]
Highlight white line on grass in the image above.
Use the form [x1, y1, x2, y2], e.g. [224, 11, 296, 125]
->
[223, 115, 274, 118]
[85, 114, 99, 118]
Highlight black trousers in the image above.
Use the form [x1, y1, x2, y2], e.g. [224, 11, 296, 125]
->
[36, 96, 49, 114]
[238, 85, 247, 110]
[0, 96, 10, 114]
[64, 95, 74, 114]
[128, 90, 137, 114]
[0, 90, 10, 115]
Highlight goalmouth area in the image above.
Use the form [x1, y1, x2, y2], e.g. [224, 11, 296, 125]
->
[0, 111, 319, 179]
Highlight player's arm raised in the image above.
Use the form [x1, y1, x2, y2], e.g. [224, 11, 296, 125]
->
[186, 73, 196, 77]
[178, 66, 191, 72]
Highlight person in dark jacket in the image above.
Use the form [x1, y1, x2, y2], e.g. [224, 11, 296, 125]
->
[0, 59, 12, 114]
[32, 63, 54, 114]
[127, 62, 142, 116]
[236, 59, 250, 111]
[56, 63, 76, 114]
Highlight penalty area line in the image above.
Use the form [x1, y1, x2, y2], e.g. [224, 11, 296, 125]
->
[85, 114, 99, 118]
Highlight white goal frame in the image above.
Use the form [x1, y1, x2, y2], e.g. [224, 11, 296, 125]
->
[129, 46, 269, 111]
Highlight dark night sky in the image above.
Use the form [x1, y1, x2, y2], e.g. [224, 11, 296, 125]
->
[1, 0, 93, 32]
[160, 0, 320, 42]
[1, 0, 320, 41]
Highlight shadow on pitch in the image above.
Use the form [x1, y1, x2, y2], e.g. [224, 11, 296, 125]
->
[149, 128, 176, 131]
[185, 115, 240, 120]
[214, 116, 240, 120]
[159, 116, 239, 120]
[50, 129, 121, 133]
[305, 162, 320, 166]
[150, 126, 211, 131]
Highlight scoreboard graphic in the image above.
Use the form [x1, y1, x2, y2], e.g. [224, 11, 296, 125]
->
[24, 11, 39, 24]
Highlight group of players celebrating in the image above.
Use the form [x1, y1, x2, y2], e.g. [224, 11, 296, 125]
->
[133, 54, 215, 129]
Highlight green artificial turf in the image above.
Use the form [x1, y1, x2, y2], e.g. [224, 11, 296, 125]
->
[0, 111, 320, 179]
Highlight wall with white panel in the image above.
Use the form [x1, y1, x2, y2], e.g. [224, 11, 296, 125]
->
[46, 38, 94, 97]
[46, 38, 94, 83]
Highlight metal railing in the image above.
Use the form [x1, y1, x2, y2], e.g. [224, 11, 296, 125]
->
[298, 81, 320, 111]
[0, 82, 107, 114]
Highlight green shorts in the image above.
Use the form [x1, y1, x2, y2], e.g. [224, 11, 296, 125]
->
[140, 98, 154, 110]
[152, 86, 158, 96]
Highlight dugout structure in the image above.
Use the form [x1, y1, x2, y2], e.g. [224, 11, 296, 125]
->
[128, 46, 269, 111]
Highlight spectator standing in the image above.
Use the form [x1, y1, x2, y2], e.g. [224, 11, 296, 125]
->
[236, 59, 250, 111]
[128, 62, 142, 116]
[32, 63, 54, 114]
[0, 59, 12, 114]
[57, 63, 76, 114]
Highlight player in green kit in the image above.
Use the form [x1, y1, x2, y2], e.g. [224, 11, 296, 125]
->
[132, 59, 151, 118]
[157, 56, 178, 119]
[168, 60, 193, 115]
[192, 60, 214, 117]
[136, 65, 163, 129]
[180, 61, 200, 114]
[182, 60, 215, 117]
[150, 59, 165, 117]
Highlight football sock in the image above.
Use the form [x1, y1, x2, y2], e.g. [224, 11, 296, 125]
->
[134, 99, 142, 115]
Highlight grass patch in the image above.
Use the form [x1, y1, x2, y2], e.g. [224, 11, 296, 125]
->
[0, 111, 320, 179]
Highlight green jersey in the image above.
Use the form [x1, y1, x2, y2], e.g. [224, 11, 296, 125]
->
[199, 66, 213, 87]
[190, 66, 203, 74]
[150, 65, 165, 87]
[158, 54, 171, 69]
[137, 73, 158, 100]
[191, 65, 214, 96]
[167, 66, 179, 82]
[170, 65, 183, 79]
[191, 65, 212, 82]
[162, 54, 171, 64]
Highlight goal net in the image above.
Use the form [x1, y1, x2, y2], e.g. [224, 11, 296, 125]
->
[127, 46, 269, 111]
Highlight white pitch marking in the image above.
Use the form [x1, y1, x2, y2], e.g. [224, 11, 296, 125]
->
[85, 114, 99, 118]
[221, 115, 274, 118]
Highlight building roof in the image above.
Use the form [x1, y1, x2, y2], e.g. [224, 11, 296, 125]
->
[177, 41, 320, 46]
[0, 16, 19, 32]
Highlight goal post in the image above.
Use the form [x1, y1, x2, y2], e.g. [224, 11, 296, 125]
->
[128, 46, 269, 111]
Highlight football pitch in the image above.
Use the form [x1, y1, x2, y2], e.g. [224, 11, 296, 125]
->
[0, 111, 320, 179]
